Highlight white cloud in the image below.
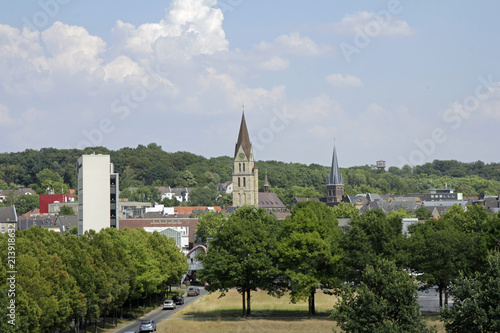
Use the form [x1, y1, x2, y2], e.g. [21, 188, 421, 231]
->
[443, 83, 500, 122]
[0, 24, 42, 59]
[257, 57, 290, 71]
[103, 55, 144, 83]
[40, 21, 106, 75]
[288, 94, 344, 121]
[0, 104, 14, 127]
[255, 32, 332, 57]
[326, 73, 364, 87]
[332, 11, 415, 37]
[197, 67, 286, 113]
[112, 0, 228, 58]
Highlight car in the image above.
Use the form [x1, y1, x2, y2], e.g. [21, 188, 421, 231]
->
[163, 300, 176, 310]
[186, 287, 200, 297]
[139, 320, 156, 332]
[172, 295, 184, 305]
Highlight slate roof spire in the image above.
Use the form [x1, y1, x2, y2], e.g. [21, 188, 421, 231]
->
[234, 112, 252, 159]
[327, 145, 343, 185]
[264, 172, 269, 193]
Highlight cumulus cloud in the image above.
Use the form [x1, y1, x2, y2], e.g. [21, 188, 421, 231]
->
[255, 32, 333, 57]
[326, 73, 364, 87]
[331, 11, 415, 37]
[257, 57, 290, 71]
[197, 67, 286, 113]
[40, 21, 106, 75]
[112, 0, 228, 58]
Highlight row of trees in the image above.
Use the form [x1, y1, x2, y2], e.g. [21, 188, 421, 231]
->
[1, 144, 500, 206]
[0, 227, 188, 333]
[197, 202, 500, 332]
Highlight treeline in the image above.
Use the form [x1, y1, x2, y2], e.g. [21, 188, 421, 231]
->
[198, 202, 500, 332]
[0, 227, 187, 333]
[1, 144, 500, 209]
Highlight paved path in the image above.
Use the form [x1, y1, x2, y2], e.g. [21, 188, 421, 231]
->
[418, 288, 453, 313]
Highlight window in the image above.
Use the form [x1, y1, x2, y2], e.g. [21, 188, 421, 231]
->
[238, 177, 241, 187]
[243, 177, 246, 187]
[239, 163, 241, 172]
[243, 164, 245, 171]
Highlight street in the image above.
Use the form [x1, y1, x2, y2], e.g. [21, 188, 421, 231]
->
[113, 287, 208, 333]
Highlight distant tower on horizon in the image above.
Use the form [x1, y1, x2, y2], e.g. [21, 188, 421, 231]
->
[232, 112, 259, 207]
[326, 145, 345, 204]
[377, 160, 386, 170]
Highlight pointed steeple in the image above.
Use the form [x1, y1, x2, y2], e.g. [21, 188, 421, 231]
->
[234, 112, 252, 159]
[264, 172, 269, 193]
[327, 145, 343, 186]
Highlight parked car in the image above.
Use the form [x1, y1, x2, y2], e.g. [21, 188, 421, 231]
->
[139, 320, 156, 332]
[163, 300, 176, 310]
[186, 287, 200, 297]
[172, 295, 184, 305]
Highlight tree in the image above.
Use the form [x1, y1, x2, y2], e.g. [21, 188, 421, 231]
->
[415, 206, 433, 220]
[332, 258, 436, 333]
[407, 219, 482, 307]
[59, 205, 75, 215]
[189, 185, 218, 206]
[198, 206, 281, 317]
[331, 202, 359, 219]
[441, 252, 500, 333]
[194, 211, 226, 244]
[14, 194, 39, 215]
[341, 209, 406, 283]
[278, 201, 344, 316]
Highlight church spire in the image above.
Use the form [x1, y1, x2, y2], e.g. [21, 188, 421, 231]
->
[327, 145, 343, 186]
[264, 172, 269, 193]
[234, 112, 252, 159]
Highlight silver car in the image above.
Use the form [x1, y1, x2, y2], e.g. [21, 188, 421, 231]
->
[139, 320, 156, 332]
[163, 300, 176, 310]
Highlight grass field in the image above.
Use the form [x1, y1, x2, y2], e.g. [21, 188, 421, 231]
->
[155, 289, 446, 333]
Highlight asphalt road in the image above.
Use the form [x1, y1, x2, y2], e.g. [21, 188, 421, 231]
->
[113, 287, 208, 333]
[418, 287, 453, 312]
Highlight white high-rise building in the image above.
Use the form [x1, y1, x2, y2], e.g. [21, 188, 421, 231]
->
[77, 154, 119, 236]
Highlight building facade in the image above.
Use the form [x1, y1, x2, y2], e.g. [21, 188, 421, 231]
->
[232, 113, 259, 207]
[77, 154, 119, 236]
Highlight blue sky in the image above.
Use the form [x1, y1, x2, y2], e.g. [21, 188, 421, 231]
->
[0, 0, 499, 168]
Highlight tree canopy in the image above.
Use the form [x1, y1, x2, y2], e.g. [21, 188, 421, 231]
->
[332, 258, 436, 333]
[198, 206, 282, 316]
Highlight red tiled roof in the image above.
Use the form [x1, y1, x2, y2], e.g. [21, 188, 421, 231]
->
[173, 206, 223, 215]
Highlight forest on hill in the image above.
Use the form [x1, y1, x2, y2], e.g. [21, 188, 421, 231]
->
[0, 143, 499, 211]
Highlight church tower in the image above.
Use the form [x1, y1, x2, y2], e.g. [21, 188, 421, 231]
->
[232, 113, 259, 207]
[326, 145, 344, 204]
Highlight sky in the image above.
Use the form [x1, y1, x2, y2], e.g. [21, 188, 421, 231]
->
[0, 0, 499, 168]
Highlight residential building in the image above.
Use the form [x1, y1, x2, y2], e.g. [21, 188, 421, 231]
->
[56, 215, 79, 235]
[77, 154, 119, 236]
[118, 201, 152, 219]
[217, 181, 233, 194]
[157, 186, 192, 203]
[39, 194, 75, 214]
[17, 215, 58, 231]
[0, 206, 17, 234]
[119, 217, 199, 249]
[0, 188, 37, 203]
[48, 201, 78, 214]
